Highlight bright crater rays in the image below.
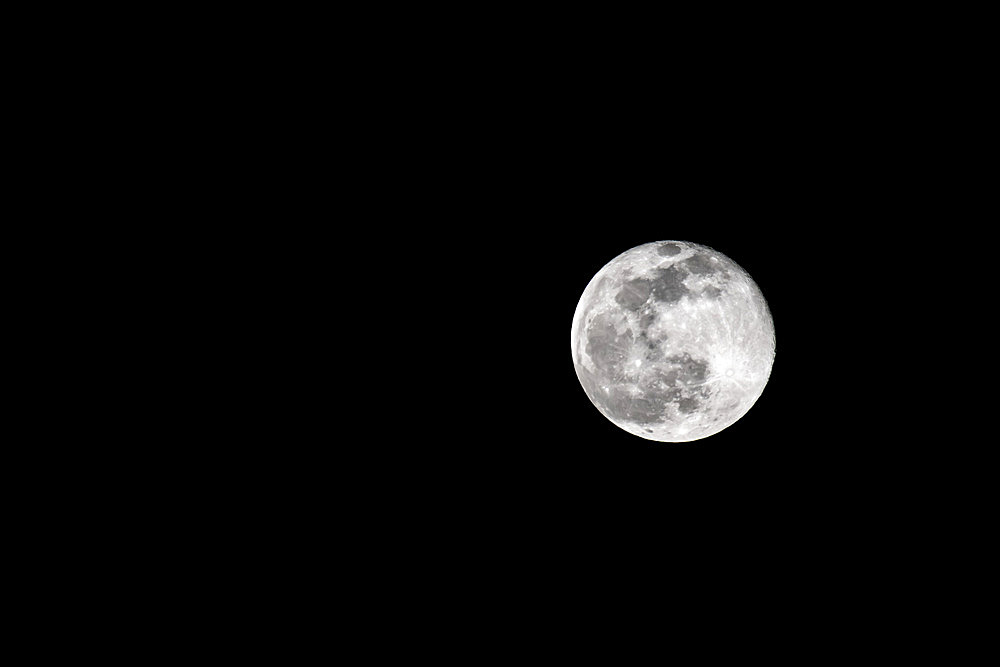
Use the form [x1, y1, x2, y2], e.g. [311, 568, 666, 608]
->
[571, 241, 775, 443]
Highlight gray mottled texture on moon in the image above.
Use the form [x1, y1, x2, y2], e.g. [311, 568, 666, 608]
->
[571, 241, 775, 443]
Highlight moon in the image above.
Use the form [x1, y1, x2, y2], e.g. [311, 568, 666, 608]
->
[571, 241, 775, 442]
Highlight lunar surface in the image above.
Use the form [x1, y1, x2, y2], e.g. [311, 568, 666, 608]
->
[571, 241, 775, 442]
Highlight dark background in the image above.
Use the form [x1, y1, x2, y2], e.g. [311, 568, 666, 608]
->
[333, 17, 986, 619]
[12, 8, 985, 648]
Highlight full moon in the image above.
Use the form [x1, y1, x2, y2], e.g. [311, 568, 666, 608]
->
[571, 241, 775, 442]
